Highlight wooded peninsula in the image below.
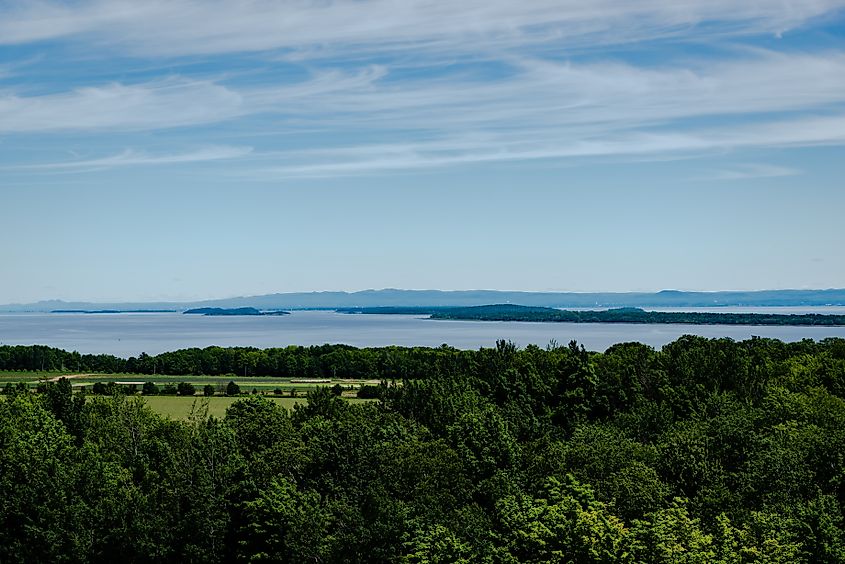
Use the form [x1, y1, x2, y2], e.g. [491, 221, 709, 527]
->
[340, 304, 845, 326]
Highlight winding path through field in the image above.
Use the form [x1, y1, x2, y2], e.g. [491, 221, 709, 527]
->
[46, 373, 93, 382]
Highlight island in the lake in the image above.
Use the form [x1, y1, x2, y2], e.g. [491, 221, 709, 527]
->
[338, 304, 845, 326]
[183, 307, 290, 316]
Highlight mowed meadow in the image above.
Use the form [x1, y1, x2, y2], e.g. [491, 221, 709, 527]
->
[0, 370, 377, 418]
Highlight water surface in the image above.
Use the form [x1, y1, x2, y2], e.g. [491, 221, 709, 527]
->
[1, 309, 844, 356]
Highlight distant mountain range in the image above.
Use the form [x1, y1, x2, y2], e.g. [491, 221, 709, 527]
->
[2, 288, 845, 312]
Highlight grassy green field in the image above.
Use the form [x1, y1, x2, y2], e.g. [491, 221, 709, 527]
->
[0, 370, 379, 418]
[0, 392, 375, 419]
[139, 396, 376, 419]
[0, 371, 380, 392]
[142, 395, 307, 418]
[0, 371, 75, 382]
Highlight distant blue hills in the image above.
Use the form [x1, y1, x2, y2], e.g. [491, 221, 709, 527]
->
[3, 288, 845, 312]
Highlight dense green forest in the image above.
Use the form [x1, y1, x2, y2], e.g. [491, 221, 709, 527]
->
[0, 343, 475, 378]
[342, 304, 845, 326]
[3, 336, 845, 562]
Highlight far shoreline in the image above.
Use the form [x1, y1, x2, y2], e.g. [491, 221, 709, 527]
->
[341, 304, 845, 327]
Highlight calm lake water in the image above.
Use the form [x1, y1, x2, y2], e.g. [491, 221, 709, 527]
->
[1, 309, 845, 356]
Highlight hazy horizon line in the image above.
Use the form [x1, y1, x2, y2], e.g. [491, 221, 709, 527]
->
[6, 286, 845, 307]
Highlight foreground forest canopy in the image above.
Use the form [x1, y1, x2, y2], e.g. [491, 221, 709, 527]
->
[3, 336, 845, 562]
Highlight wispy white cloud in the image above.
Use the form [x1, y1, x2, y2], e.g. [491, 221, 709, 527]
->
[4, 48, 845, 175]
[1, 0, 842, 57]
[252, 50, 845, 135]
[4, 50, 845, 134]
[6, 146, 253, 172]
[2, 1, 845, 177]
[0, 78, 243, 132]
[244, 113, 845, 177]
[0, 65, 387, 133]
[696, 163, 802, 180]
[0, 56, 44, 80]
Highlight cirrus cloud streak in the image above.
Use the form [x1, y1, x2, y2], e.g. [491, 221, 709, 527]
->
[1, 0, 843, 57]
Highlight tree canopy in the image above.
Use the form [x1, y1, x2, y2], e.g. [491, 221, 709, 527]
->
[2, 335, 845, 561]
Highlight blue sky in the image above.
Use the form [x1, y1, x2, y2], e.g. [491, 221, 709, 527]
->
[1, 1, 844, 303]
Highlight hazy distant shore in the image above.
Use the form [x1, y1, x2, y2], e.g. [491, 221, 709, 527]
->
[5, 288, 845, 312]
[341, 304, 845, 326]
